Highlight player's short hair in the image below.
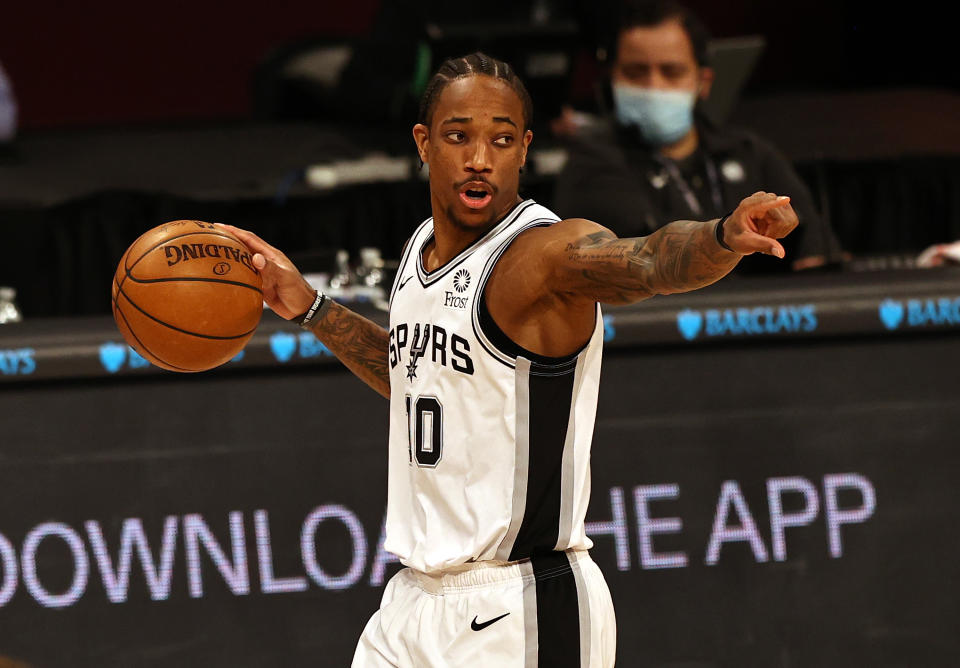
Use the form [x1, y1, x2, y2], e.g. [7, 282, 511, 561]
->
[617, 0, 712, 67]
[417, 52, 534, 131]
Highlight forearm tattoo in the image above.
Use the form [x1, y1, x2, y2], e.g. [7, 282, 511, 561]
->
[308, 300, 391, 399]
[565, 221, 740, 304]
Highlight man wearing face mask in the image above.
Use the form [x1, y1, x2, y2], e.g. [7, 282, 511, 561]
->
[554, 0, 843, 272]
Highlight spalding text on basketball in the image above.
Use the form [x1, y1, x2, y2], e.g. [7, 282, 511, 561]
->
[163, 243, 259, 274]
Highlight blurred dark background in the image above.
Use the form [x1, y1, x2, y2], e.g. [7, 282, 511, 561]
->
[0, 0, 953, 129]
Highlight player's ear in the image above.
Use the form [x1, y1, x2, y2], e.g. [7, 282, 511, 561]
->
[412, 123, 430, 165]
[697, 66, 715, 101]
[520, 129, 533, 169]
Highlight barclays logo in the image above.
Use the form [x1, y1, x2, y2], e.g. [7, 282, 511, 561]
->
[98, 342, 149, 373]
[677, 304, 817, 341]
[269, 331, 333, 363]
[878, 300, 904, 330]
[677, 310, 703, 341]
[99, 341, 126, 372]
[0, 348, 36, 376]
[879, 297, 960, 330]
[270, 332, 297, 362]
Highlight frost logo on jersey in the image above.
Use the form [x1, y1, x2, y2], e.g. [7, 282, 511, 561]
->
[444, 269, 472, 310]
[453, 269, 470, 293]
[389, 322, 475, 378]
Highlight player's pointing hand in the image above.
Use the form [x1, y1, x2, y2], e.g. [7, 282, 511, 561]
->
[216, 223, 315, 320]
[720, 191, 799, 259]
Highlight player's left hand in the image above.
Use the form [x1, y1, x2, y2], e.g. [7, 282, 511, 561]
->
[215, 223, 316, 320]
[721, 191, 799, 259]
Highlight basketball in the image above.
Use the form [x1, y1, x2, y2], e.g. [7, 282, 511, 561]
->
[111, 220, 263, 372]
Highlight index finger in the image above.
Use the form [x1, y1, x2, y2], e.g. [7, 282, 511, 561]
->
[741, 193, 791, 217]
[216, 223, 276, 255]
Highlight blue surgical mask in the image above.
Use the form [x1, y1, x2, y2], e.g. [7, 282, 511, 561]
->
[612, 83, 696, 146]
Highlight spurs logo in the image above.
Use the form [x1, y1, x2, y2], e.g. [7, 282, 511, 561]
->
[389, 323, 474, 378]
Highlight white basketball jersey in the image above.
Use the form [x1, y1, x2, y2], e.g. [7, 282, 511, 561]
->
[384, 200, 604, 573]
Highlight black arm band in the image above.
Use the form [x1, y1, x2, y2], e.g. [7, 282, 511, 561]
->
[715, 214, 736, 253]
[296, 290, 331, 330]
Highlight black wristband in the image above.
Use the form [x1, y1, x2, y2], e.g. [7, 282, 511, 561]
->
[715, 214, 736, 253]
[296, 290, 330, 330]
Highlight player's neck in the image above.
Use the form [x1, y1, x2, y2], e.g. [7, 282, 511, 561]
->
[658, 127, 699, 161]
[426, 197, 521, 270]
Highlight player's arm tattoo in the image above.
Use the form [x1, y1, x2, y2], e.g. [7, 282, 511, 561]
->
[307, 300, 391, 399]
[563, 221, 740, 304]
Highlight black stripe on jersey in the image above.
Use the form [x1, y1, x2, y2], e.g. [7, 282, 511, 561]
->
[509, 366, 576, 560]
[531, 552, 581, 667]
[415, 200, 537, 287]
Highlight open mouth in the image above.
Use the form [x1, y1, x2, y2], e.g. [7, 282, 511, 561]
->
[458, 182, 494, 210]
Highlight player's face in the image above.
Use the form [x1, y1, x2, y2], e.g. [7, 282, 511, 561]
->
[613, 19, 712, 98]
[413, 75, 533, 232]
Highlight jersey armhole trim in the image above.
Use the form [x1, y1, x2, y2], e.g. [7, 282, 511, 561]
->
[471, 220, 596, 376]
[477, 292, 579, 374]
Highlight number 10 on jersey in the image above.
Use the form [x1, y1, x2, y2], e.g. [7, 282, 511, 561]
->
[405, 395, 443, 467]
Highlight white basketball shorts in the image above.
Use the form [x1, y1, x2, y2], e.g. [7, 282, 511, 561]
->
[352, 549, 616, 667]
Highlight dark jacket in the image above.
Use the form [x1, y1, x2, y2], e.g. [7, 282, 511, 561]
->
[554, 117, 843, 272]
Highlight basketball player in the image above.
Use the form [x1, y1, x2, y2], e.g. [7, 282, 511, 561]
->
[221, 52, 797, 667]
